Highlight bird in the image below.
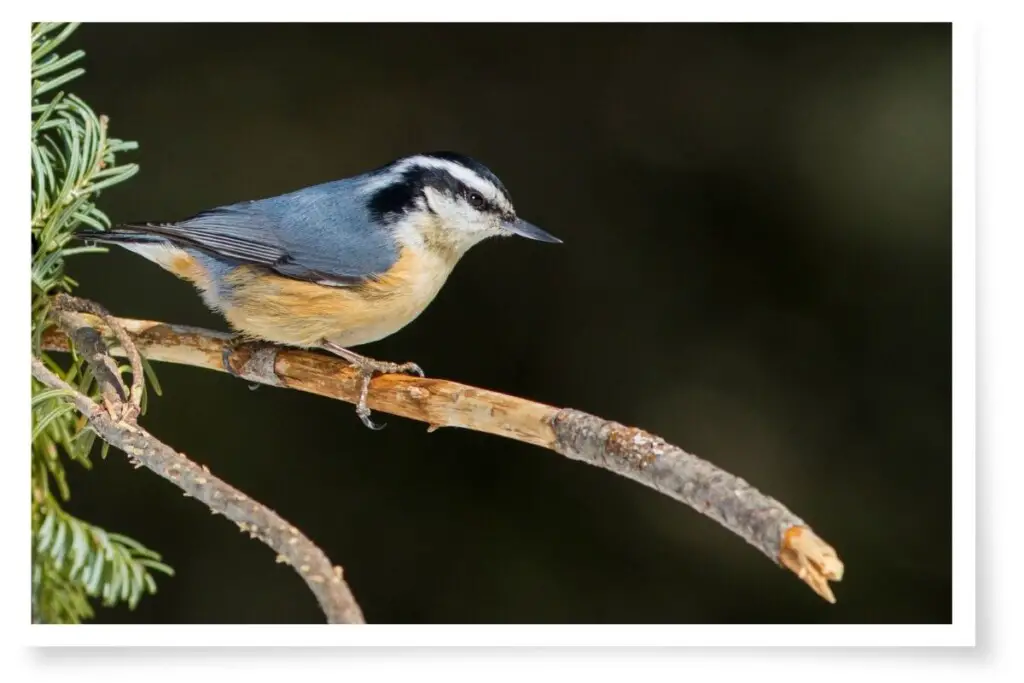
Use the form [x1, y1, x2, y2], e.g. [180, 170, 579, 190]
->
[82, 151, 562, 429]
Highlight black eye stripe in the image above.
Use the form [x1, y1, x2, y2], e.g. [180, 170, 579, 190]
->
[422, 151, 513, 207]
[425, 168, 500, 213]
[370, 164, 509, 223]
[466, 190, 488, 210]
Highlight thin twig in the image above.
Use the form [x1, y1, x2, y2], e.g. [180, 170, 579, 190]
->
[52, 293, 144, 420]
[57, 315, 125, 412]
[44, 314, 845, 603]
[35, 312, 365, 623]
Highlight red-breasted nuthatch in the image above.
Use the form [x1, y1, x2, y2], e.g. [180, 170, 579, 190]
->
[84, 152, 561, 428]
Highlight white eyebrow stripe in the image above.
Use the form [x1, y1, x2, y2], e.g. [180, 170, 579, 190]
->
[404, 156, 512, 211]
[358, 155, 513, 213]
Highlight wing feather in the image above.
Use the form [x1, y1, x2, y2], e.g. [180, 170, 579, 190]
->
[107, 178, 399, 286]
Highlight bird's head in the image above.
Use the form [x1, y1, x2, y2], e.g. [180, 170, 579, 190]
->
[361, 151, 561, 258]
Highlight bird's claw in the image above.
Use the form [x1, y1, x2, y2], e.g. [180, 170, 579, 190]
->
[350, 358, 424, 430]
[317, 339, 423, 430]
[355, 397, 386, 431]
[382, 361, 424, 377]
[222, 336, 274, 390]
[221, 336, 247, 376]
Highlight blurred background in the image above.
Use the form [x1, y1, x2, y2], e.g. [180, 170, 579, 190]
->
[62, 23, 951, 624]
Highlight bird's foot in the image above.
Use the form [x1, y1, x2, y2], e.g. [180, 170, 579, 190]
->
[320, 340, 424, 430]
[221, 335, 276, 390]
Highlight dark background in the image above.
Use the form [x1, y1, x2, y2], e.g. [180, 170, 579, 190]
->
[61, 23, 951, 624]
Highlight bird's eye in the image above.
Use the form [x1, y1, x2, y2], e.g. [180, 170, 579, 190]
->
[468, 192, 485, 209]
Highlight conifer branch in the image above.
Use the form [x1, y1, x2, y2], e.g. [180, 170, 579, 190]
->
[44, 313, 845, 604]
[31, 22, 167, 623]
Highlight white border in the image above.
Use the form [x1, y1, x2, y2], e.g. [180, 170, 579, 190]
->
[6, 0, 982, 660]
[950, 15, 976, 644]
[29, 624, 972, 648]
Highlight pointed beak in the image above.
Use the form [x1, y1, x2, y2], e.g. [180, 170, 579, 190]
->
[502, 218, 562, 244]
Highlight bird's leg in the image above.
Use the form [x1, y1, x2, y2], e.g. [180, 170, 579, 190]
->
[319, 340, 424, 430]
[221, 334, 275, 391]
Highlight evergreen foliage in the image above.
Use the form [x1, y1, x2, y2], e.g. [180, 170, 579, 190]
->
[31, 22, 172, 624]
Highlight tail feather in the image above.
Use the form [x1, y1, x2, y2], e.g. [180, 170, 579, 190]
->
[79, 225, 200, 277]
[78, 225, 169, 245]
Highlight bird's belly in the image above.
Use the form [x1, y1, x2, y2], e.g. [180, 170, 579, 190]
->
[222, 248, 452, 349]
[324, 286, 441, 347]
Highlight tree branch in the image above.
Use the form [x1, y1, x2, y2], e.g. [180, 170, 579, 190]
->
[35, 308, 365, 623]
[44, 314, 845, 604]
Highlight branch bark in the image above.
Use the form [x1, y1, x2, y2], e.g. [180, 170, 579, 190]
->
[43, 314, 845, 604]
[36, 307, 365, 623]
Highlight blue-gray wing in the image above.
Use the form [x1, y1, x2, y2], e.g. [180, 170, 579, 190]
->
[119, 178, 399, 286]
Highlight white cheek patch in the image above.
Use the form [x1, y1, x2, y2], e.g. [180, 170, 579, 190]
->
[404, 187, 495, 255]
[422, 187, 488, 230]
[420, 185, 444, 215]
